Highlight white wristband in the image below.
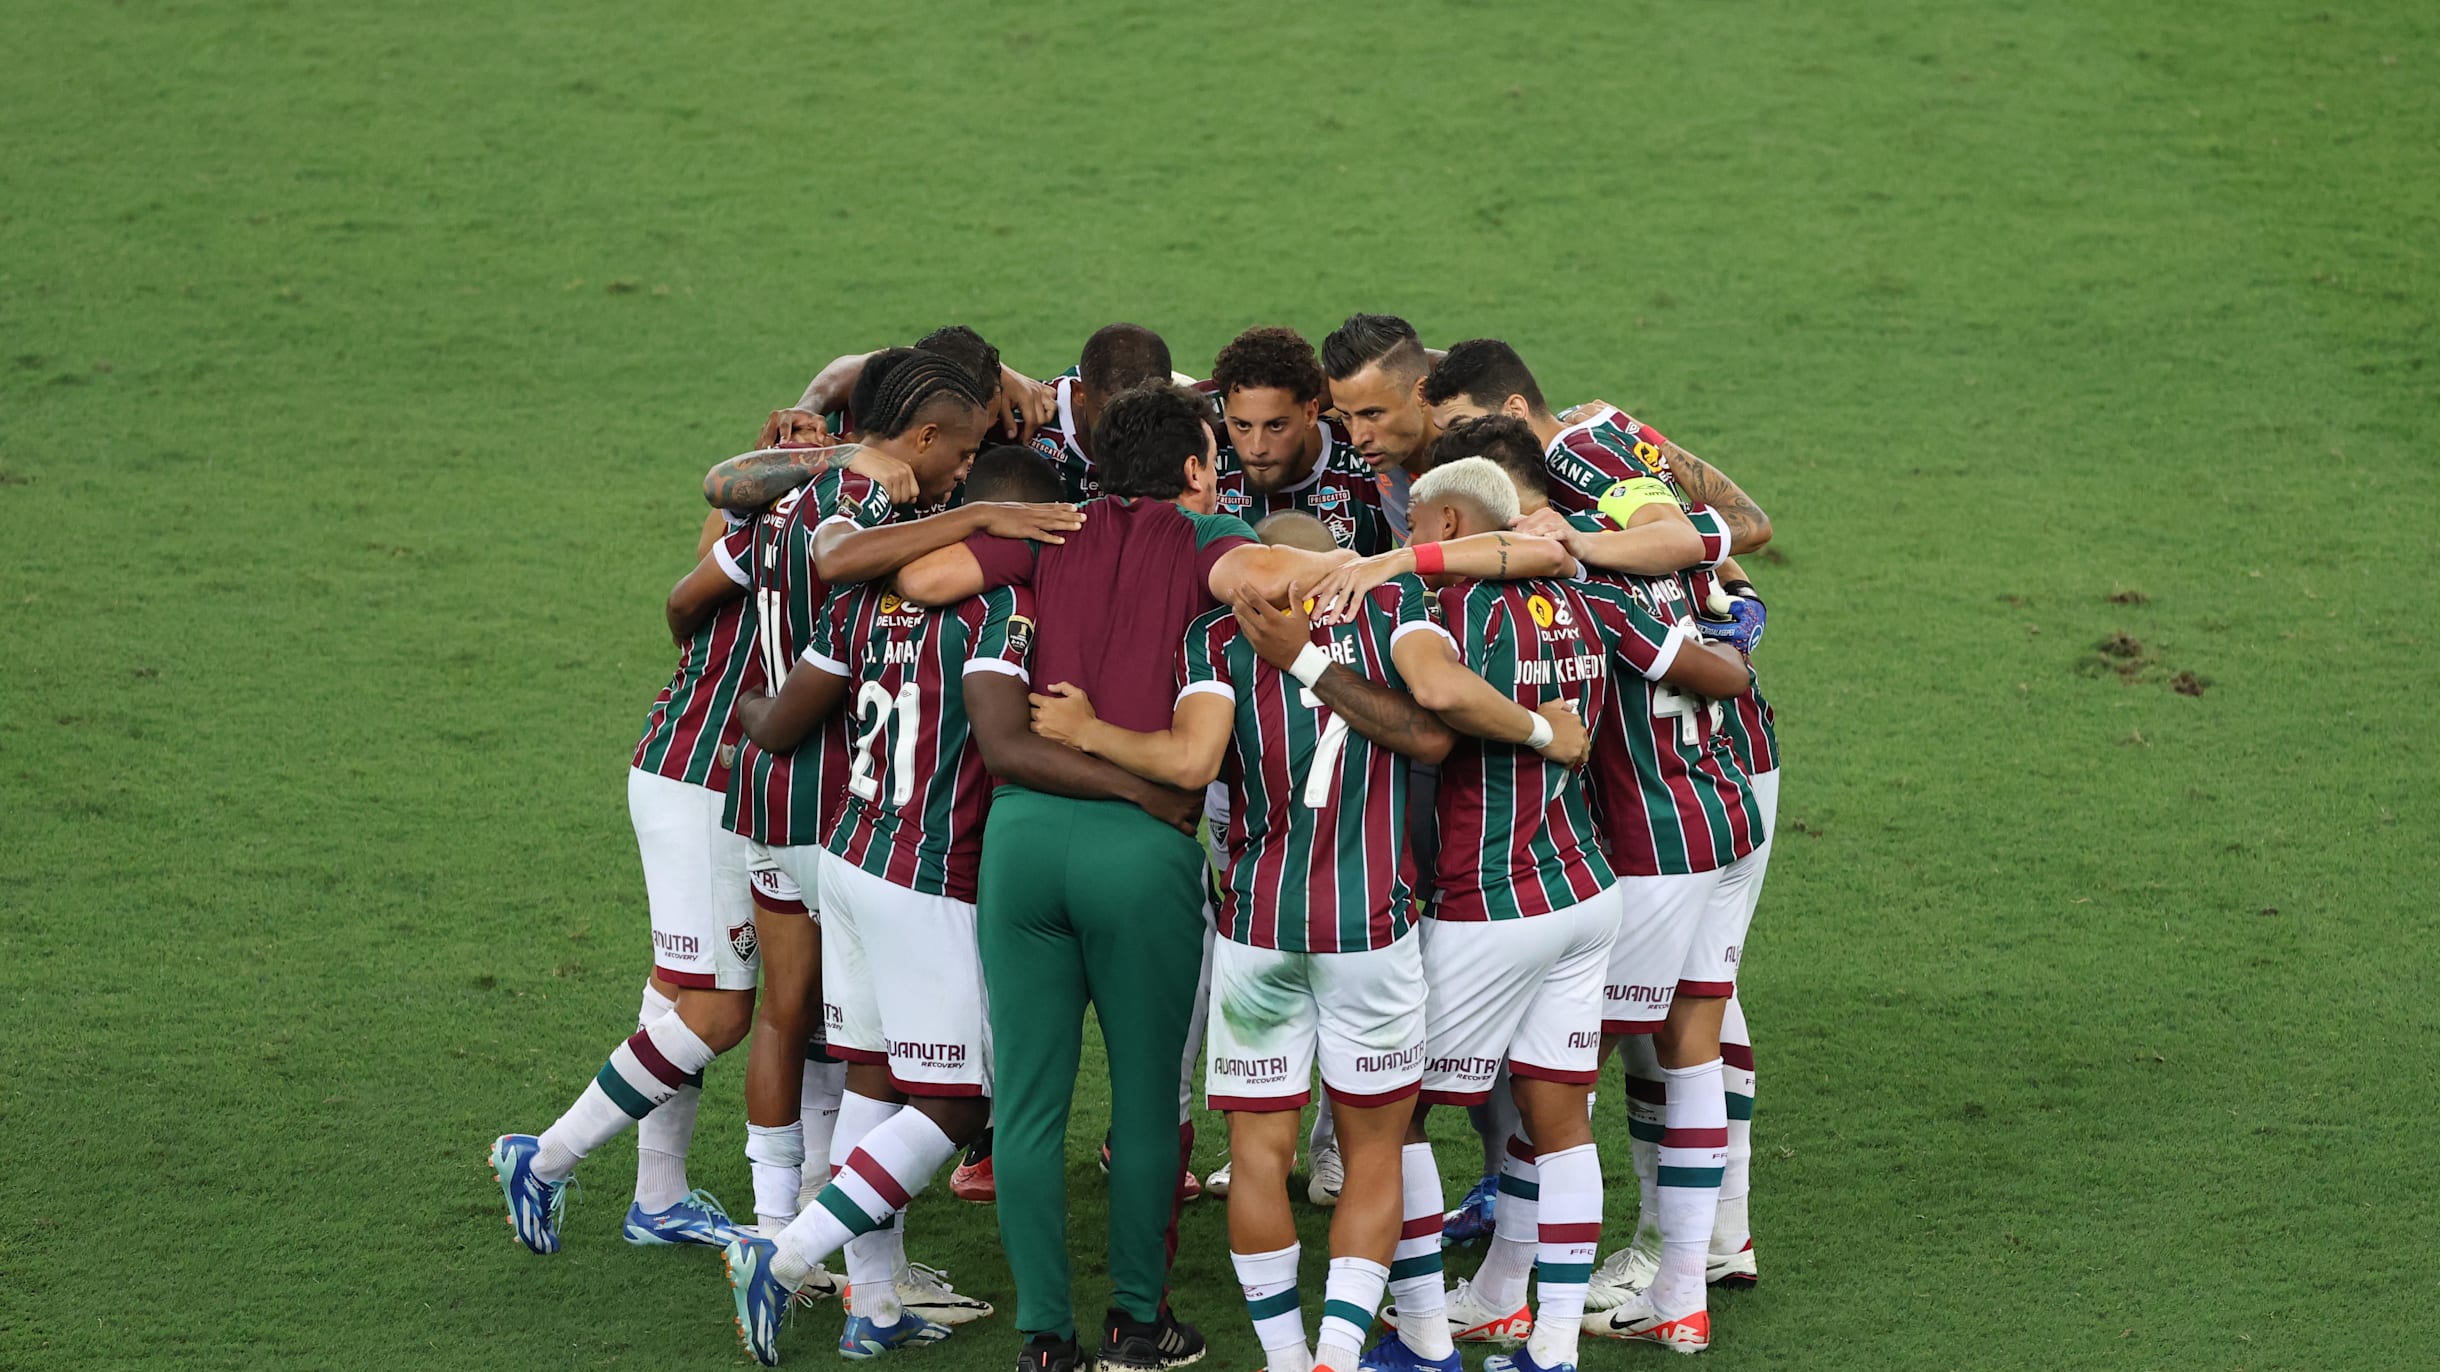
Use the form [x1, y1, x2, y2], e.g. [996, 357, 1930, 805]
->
[1525, 711, 1555, 750]
[1289, 643, 1331, 688]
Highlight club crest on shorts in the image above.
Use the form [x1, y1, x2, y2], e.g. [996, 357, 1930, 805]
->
[728, 920, 759, 964]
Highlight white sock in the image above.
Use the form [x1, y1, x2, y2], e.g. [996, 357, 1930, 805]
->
[1388, 1142, 1451, 1360]
[1653, 1059, 1727, 1318]
[798, 1057, 846, 1209]
[1232, 1242, 1309, 1372]
[773, 1108, 955, 1296]
[1472, 1132, 1538, 1313]
[1316, 1256, 1387, 1370]
[746, 1123, 806, 1230]
[1622, 1035, 1666, 1255]
[847, 1221, 901, 1322]
[631, 984, 699, 1211]
[535, 1013, 716, 1181]
[1524, 1143, 1600, 1367]
[1717, 1000, 1755, 1255]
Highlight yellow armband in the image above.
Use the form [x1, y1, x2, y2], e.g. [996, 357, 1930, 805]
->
[1595, 476, 1678, 525]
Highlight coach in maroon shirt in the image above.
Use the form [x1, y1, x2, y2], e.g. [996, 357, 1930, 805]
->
[896, 383, 1350, 1370]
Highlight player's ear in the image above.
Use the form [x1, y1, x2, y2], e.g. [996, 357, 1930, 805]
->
[1299, 396, 1319, 426]
[1502, 394, 1532, 422]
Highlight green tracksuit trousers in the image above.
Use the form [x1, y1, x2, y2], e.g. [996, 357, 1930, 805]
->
[977, 788, 1207, 1340]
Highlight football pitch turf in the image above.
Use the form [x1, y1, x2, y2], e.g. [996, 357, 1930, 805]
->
[3, 2, 2433, 1367]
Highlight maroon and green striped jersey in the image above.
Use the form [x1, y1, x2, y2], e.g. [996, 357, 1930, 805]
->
[1429, 577, 1620, 922]
[1560, 551, 1765, 876]
[805, 584, 1035, 902]
[632, 520, 764, 792]
[1214, 424, 1394, 555]
[1026, 375, 1102, 505]
[722, 468, 897, 847]
[1543, 408, 1733, 566]
[1179, 573, 1439, 952]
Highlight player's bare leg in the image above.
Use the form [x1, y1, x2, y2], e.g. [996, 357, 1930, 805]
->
[1225, 1108, 1311, 1372]
[745, 899, 820, 1234]
[1310, 1095, 1410, 1371]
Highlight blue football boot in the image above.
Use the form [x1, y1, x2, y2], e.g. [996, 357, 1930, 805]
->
[623, 1187, 746, 1247]
[489, 1134, 573, 1254]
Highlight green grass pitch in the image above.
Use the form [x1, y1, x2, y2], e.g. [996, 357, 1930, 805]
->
[3, 2, 2434, 1368]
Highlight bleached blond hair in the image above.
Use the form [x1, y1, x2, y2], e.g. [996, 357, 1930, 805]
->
[1408, 455, 1521, 527]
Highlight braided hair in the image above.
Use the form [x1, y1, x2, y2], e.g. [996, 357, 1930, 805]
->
[851, 347, 993, 439]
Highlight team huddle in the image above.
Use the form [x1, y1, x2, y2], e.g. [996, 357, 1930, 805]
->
[489, 315, 1782, 1372]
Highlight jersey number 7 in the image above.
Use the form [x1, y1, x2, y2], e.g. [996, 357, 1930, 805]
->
[1297, 687, 1351, 810]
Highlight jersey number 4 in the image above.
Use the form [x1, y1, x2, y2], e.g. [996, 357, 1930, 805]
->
[848, 681, 920, 807]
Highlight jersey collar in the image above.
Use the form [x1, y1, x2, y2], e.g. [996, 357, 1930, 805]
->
[1545, 402, 1622, 456]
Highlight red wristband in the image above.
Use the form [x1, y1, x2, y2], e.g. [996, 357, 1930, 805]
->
[1412, 541, 1445, 576]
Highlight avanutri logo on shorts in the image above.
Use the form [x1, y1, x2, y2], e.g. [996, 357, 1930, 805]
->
[1354, 1045, 1422, 1073]
[653, 931, 701, 956]
[1427, 1055, 1502, 1076]
[889, 1040, 968, 1066]
[1606, 983, 1673, 1005]
[1215, 1055, 1290, 1080]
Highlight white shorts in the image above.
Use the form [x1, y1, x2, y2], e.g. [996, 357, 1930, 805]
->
[1604, 869, 1723, 1033]
[1418, 884, 1622, 1105]
[817, 856, 991, 1098]
[1205, 933, 1426, 1113]
[749, 842, 814, 918]
[1707, 767, 1778, 978]
[630, 768, 759, 991]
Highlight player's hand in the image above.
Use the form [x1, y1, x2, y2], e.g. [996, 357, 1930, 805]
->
[1533, 700, 1592, 769]
[1139, 781, 1205, 836]
[1511, 506, 1578, 548]
[971, 501, 1087, 545]
[1308, 552, 1402, 625]
[1230, 584, 1320, 672]
[1698, 594, 1766, 655]
[760, 407, 831, 450]
[994, 368, 1057, 444]
[1028, 682, 1099, 748]
[845, 447, 919, 506]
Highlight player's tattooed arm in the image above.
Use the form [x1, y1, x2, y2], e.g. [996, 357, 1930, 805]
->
[1663, 442, 1771, 552]
[967, 672, 1204, 834]
[1230, 590, 1454, 764]
[1390, 627, 1591, 767]
[734, 666, 851, 754]
[1032, 684, 1233, 791]
[703, 443, 852, 512]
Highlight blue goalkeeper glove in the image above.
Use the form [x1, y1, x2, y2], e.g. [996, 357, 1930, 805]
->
[1698, 580, 1766, 655]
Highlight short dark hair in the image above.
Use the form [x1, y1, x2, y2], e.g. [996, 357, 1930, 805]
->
[1093, 382, 1212, 500]
[1431, 415, 1546, 498]
[1078, 323, 1173, 401]
[1421, 338, 1546, 415]
[1321, 313, 1427, 383]
[962, 444, 1065, 504]
[1211, 326, 1325, 405]
[851, 348, 991, 439]
[914, 325, 1001, 392]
